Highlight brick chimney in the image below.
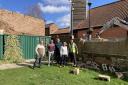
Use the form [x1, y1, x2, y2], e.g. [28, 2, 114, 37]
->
[72, 0, 87, 27]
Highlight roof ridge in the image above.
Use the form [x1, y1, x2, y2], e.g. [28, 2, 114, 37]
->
[91, 1, 121, 10]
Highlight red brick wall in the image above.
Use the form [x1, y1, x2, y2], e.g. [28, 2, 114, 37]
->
[77, 28, 100, 38]
[49, 24, 58, 34]
[77, 26, 128, 39]
[0, 10, 45, 36]
[45, 24, 58, 36]
[100, 27, 127, 38]
[77, 30, 87, 38]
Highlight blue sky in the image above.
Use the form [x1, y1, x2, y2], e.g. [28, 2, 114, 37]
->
[0, 0, 118, 28]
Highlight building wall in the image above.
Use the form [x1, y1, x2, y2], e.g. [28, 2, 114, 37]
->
[45, 24, 58, 36]
[77, 29, 87, 38]
[45, 28, 50, 36]
[76, 28, 100, 38]
[51, 33, 70, 39]
[76, 26, 128, 39]
[0, 10, 45, 36]
[100, 26, 128, 39]
[49, 24, 58, 34]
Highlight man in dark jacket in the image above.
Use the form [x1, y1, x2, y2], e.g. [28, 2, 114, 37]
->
[55, 38, 62, 64]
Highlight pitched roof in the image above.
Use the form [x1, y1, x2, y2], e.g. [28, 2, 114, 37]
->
[76, 0, 128, 30]
[0, 9, 45, 36]
[52, 27, 70, 35]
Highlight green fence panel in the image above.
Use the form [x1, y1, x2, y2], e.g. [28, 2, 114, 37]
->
[0, 35, 4, 59]
[20, 35, 40, 59]
[0, 35, 51, 60]
[20, 35, 51, 59]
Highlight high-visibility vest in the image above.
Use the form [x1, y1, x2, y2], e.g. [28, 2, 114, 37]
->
[69, 43, 77, 53]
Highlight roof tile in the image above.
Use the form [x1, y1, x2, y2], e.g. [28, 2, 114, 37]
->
[76, 0, 128, 30]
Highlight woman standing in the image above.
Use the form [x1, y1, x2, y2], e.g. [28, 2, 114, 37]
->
[60, 42, 68, 67]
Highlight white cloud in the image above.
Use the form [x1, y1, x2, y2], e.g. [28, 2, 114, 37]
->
[38, 0, 71, 27]
[42, 0, 69, 6]
[56, 14, 70, 27]
[38, 3, 70, 13]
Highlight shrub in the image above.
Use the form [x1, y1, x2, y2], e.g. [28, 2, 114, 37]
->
[4, 35, 24, 63]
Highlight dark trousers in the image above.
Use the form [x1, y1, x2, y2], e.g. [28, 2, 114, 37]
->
[33, 55, 43, 68]
[69, 52, 77, 65]
[60, 55, 67, 66]
[55, 51, 61, 64]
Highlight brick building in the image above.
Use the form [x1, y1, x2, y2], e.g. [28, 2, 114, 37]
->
[76, 0, 128, 39]
[72, 0, 87, 27]
[46, 0, 87, 38]
[45, 23, 59, 36]
[0, 9, 45, 36]
[51, 27, 70, 38]
[51, 0, 128, 39]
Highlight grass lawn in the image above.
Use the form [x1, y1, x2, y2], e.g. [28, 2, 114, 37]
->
[0, 65, 128, 85]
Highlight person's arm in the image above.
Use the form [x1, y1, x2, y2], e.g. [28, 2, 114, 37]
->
[60, 46, 62, 57]
[68, 44, 70, 52]
[35, 45, 39, 55]
[47, 44, 50, 51]
[75, 43, 78, 54]
[66, 46, 69, 57]
[53, 44, 55, 51]
[42, 46, 45, 56]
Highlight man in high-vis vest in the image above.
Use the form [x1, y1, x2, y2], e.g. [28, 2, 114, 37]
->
[69, 39, 78, 66]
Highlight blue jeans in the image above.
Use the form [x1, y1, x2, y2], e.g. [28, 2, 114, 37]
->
[60, 55, 67, 66]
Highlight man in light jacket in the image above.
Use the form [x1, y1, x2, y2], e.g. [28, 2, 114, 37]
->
[33, 41, 45, 69]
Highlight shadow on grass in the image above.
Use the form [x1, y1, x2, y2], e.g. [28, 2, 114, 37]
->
[93, 77, 111, 82]
[16, 62, 33, 69]
[16, 61, 61, 69]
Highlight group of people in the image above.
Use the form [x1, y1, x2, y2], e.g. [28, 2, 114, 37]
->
[33, 38, 78, 69]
